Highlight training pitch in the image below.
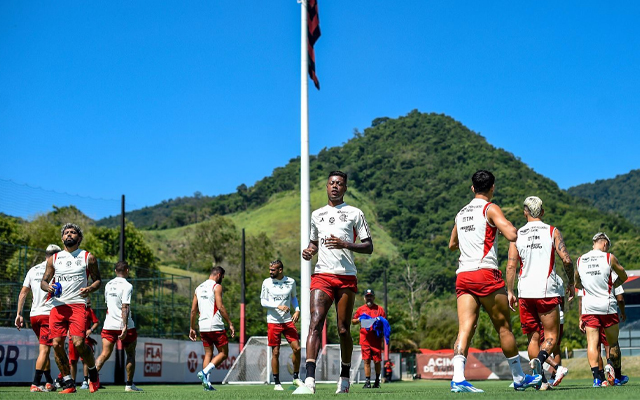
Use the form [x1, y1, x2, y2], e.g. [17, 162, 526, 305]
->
[0, 379, 637, 400]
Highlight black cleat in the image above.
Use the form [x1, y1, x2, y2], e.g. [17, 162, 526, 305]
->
[362, 381, 371, 389]
[372, 381, 381, 389]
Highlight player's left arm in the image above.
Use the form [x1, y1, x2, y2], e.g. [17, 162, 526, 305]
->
[486, 205, 517, 241]
[554, 228, 575, 301]
[610, 254, 627, 288]
[15, 286, 31, 330]
[215, 284, 235, 338]
[505, 242, 520, 311]
[616, 293, 626, 322]
[80, 253, 102, 297]
[189, 293, 199, 341]
[449, 224, 459, 251]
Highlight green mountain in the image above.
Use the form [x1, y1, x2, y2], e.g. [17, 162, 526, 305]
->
[568, 169, 640, 228]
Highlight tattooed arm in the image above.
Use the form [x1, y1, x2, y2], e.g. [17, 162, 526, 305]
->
[40, 256, 56, 293]
[554, 228, 575, 302]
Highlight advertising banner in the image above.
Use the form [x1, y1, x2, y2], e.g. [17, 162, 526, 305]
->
[416, 349, 529, 380]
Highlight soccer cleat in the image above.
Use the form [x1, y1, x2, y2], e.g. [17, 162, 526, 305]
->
[593, 378, 603, 387]
[529, 358, 543, 376]
[451, 380, 484, 393]
[604, 364, 615, 386]
[80, 381, 89, 390]
[274, 384, 284, 391]
[513, 374, 542, 391]
[601, 380, 610, 387]
[45, 383, 56, 392]
[335, 377, 350, 394]
[362, 381, 371, 389]
[197, 370, 209, 388]
[614, 375, 629, 386]
[55, 378, 63, 389]
[372, 380, 381, 389]
[551, 366, 568, 387]
[292, 378, 304, 387]
[125, 384, 144, 392]
[203, 382, 216, 391]
[538, 382, 552, 391]
[89, 381, 99, 393]
[60, 386, 77, 394]
[30, 385, 46, 392]
[305, 377, 316, 393]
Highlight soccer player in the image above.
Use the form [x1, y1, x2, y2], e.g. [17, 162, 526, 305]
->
[94, 261, 142, 392]
[15, 244, 61, 392]
[301, 170, 373, 394]
[190, 266, 235, 391]
[40, 223, 102, 393]
[260, 260, 303, 390]
[506, 196, 573, 389]
[576, 232, 629, 387]
[449, 170, 541, 393]
[352, 288, 386, 389]
[70, 297, 99, 390]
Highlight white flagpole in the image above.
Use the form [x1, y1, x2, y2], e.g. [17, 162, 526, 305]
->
[300, 0, 311, 349]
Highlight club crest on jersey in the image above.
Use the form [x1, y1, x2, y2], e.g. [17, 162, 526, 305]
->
[66, 261, 73, 267]
[329, 217, 335, 224]
[76, 259, 82, 266]
[339, 214, 348, 222]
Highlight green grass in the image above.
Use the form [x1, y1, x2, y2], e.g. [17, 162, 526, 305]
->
[1, 379, 638, 400]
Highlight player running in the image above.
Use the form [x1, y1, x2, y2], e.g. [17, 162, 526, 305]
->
[190, 266, 235, 391]
[95, 261, 142, 392]
[449, 170, 541, 393]
[301, 170, 373, 394]
[260, 260, 303, 390]
[506, 196, 574, 389]
[15, 244, 61, 392]
[576, 233, 629, 387]
[40, 223, 102, 393]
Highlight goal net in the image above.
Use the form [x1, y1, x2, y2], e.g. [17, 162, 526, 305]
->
[223, 337, 363, 384]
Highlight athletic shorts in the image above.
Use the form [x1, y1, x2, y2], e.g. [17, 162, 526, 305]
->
[582, 313, 619, 330]
[360, 337, 383, 362]
[456, 269, 505, 298]
[201, 330, 229, 348]
[68, 339, 95, 362]
[101, 328, 138, 345]
[30, 315, 52, 345]
[49, 304, 86, 339]
[519, 297, 561, 334]
[267, 322, 299, 347]
[310, 273, 358, 301]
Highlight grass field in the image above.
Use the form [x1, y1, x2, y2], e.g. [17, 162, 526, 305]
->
[1, 379, 638, 400]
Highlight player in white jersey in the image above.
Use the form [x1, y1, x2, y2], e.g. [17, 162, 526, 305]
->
[94, 261, 142, 392]
[449, 170, 541, 393]
[260, 260, 302, 390]
[300, 171, 373, 394]
[15, 244, 61, 392]
[576, 232, 629, 387]
[40, 223, 102, 393]
[506, 196, 574, 389]
[190, 266, 235, 391]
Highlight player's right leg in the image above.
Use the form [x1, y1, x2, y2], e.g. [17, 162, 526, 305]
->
[124, 340, 143, 392]
[271, 344, 283, 390]
[451, 293, 483, 393]
[303, 289, 333, 393]
[335, 287, 356, 394]
[95, 338, 115, 371]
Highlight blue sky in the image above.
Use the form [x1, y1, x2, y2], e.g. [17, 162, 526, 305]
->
[1, 1, 639, 220]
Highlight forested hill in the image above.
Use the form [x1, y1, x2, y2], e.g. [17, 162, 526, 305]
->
[568, 169, 640, 228]
[99, 110, 640, 287]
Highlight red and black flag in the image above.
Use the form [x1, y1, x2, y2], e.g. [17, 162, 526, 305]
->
[307, 0, 321, 90]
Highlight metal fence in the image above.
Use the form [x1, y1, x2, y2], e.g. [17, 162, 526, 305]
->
[0, 242, 192, 338]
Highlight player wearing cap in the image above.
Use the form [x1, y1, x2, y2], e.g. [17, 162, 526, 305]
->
[576, 232, 629, 387]
[94, 261, 142, 392]
[190, 266, 235, 391]
[260, 260, 302, 390]
[449, 170, 541, 393]
[352, 288, 386, 389]
[40, 223, 102, 394]
[15, 244, 61, 392]
[506, 196, 574, 389]
[301, 170, 373, 394]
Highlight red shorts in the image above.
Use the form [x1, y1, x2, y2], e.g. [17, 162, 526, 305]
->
[30, 315, 52, 345]
[201, 331, 229, 348]
[582, 313, 619, 330]
[101, 328, 138, 345]
[267, 322, 299, 347]
[360, 336, 383, 362]
[68, 339, 95, 362]
[49, 304, 86, 339]
[456, 269, 505, 298]
[310, 273, 358, 301]
[519, 297, 561, 334]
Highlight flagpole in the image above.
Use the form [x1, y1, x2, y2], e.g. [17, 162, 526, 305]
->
[300, 0, 311, 349]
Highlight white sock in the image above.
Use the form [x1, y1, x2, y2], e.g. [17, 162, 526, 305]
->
[507, 355, 525, 383]
[63, 375, 72, 382]
[452, 355, 466, 382]
[202, 362, 215, 375]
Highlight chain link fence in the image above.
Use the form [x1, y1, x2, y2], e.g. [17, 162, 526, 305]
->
[0, 241, 192, 339]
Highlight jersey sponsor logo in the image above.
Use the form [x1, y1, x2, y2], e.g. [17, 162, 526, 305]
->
[144, 343, 162, 376]
[54, 275, 85, 282]
[527, 243, 543, 249]
[319, 218, 324, 222]
[460, 225, 475, 232]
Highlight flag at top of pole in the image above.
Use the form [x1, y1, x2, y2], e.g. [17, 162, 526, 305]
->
[307, 0, 321, 89]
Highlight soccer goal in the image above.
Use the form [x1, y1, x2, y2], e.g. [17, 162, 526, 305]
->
[223, 337, 363, 384]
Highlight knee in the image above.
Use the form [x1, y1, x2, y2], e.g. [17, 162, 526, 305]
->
[272, 347, 280, 358]
[337, 324, 350, 337]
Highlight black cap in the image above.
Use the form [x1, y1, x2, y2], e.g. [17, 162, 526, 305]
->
[364, 289, 375, 296]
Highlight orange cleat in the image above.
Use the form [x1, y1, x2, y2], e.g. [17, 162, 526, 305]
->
[30, 385, 45, 392]
[59, 386, 77, 394]
[89, 381, 99, 393]
[45, 382, 57, 392]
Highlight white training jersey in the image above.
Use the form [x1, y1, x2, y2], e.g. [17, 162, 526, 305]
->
[515, 221, 564, 298]
[578, 249, 618, 315]
[51, 249, 90, 306]
[309, 203, 371, 276]
[22, 261, 53, 317]
[261, 276, 298, 324]
[103, 277, 135, 330]
[195, 279, 225, 332]
[455, 198, 498, 274]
